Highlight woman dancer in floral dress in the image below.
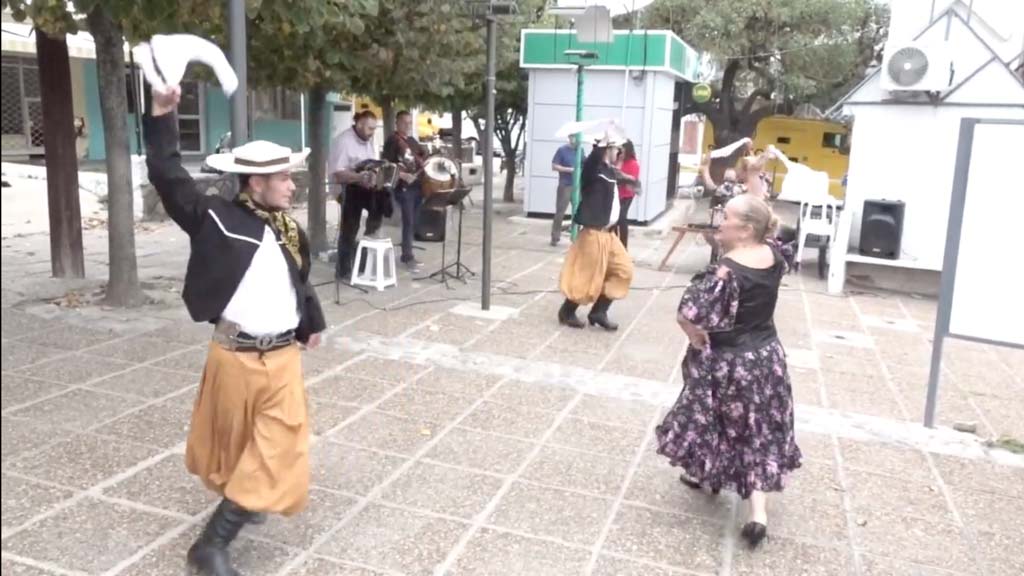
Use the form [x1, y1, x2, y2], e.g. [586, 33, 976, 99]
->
[655, 194, 801, 549]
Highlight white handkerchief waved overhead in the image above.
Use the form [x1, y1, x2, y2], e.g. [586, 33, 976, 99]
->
[133, 34, 238, 96]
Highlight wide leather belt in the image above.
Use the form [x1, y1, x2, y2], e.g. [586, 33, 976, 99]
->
[213, 320, 296, 353]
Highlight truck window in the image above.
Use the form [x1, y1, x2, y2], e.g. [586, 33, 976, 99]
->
[822, 132, 848, 151]
[776, 137, 791, 144]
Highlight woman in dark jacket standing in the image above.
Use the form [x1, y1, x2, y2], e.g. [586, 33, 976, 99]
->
[557, 133, 635, 331]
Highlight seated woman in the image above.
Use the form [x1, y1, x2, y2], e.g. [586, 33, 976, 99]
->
[655, 194, 801, 550]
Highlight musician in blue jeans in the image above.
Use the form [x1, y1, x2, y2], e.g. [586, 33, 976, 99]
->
[384, 110, 426, 270]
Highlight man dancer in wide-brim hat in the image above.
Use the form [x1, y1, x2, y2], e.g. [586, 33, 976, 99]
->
[557, 130, 635, 332]
[145, 84, 325, 576]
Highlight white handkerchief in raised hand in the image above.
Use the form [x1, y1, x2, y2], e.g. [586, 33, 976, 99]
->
[133, 34, 238, 96]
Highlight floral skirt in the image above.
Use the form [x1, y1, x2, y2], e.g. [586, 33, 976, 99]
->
[655, 339, 801, 499]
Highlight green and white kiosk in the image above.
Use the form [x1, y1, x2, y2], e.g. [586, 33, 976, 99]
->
[519, 29, 702, 224]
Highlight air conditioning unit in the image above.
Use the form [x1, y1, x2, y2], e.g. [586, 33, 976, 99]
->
[880, 42, 954, 92]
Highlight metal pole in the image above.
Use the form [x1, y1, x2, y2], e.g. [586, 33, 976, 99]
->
[570, 63, 584, 241]
[482, 15, 497, 310]
[228, 0, 248, 146]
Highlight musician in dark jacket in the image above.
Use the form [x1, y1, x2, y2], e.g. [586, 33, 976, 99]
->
[145, 84, 324, 576]
[557, 132, 635, 331]
[383, 110, 426, 270]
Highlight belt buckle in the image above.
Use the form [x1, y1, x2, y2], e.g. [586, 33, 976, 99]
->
[255, 334, 276, 351]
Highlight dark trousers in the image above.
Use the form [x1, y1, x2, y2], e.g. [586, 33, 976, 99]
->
[396, 182, 422, 262]
[616, 196, 634, 249]
[337, 186, 383, 278]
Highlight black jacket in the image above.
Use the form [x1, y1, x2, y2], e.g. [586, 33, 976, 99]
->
[573, 148, 618, 229]
[144, 113, 326, 343]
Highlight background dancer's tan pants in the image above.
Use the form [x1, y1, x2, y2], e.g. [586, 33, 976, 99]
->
[186, 342, 309, 516]
[559, 227, 634, 305]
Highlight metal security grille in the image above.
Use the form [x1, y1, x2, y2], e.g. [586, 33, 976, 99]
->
[1, 56, 43, 156]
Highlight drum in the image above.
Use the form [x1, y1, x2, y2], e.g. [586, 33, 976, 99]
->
[421, 156, 459, 199]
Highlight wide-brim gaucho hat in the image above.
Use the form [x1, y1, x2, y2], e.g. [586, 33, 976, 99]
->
[205, 140, 311, 174]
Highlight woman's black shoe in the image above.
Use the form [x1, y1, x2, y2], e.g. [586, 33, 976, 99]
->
[678, 475, 720, 495]
[741, 521, 768, 549]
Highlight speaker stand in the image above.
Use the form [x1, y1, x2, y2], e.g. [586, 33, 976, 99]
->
[415, 189, 475, 289]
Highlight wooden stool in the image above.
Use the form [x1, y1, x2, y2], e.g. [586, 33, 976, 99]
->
[658, 224, 719, 271]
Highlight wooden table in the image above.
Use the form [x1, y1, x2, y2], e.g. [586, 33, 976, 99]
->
[658, 223, 720, 271]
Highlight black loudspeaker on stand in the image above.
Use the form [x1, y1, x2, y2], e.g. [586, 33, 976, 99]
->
[415, 205, 447, 242]
[859, 199, 905, 260]
[416, 187, 475, 289]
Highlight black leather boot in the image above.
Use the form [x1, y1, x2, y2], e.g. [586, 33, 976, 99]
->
[558, 299, 585, 329]
[187, 499, 253, 576]
[587, 296, 619, 331]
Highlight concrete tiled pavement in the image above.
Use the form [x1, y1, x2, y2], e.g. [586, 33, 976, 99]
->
[2, 194, 1023, 575]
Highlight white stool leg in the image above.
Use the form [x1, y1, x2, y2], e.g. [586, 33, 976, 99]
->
[387, 245, 397, 286]
[351, 242, 363, 285]
[375, 244, 387, 291]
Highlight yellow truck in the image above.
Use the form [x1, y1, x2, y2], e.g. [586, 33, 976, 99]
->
[702, 115, 850, 199]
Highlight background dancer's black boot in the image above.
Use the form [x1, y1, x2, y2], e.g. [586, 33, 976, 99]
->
[188, 498, 253, 576]
[558, 299, 585, 328]
[587, 296, 619, 331]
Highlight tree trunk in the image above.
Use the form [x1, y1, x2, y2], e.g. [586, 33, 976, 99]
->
[451, 105, 463, 161]
[36, 29, 85, 279]
[502, 156, 516, 202]
[306, 86, 328, 254]
[381, 97, 395, 139]
[87, 6, 145, 307]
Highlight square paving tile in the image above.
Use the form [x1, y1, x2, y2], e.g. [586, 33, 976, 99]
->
[93, 392, 192, 449]
[310, 400, 360, 436]
[378, 386, 478, 423]
[826, 387, 906, 419]
[782, 460, 844, 503]
[950, 487, 1024, 536]
[19, 323, 125, 352]
[414, 367, 502, 398]
[381, 461, 504, 519]
[602, 504, 722, 573]
[760, 493, 850, 545]
[548, 416, 647, 460]
[838, 439, 934, 483]
[452, 528, 590, 575]
[974, 530, 1024, 576]
[1, 473, 75, 535]
[308, 375, 399, 405]
[0, 558, 60, 576]
[150, 346, 208, 374]
[6, 433, 161, 490]
[623, 462, 735, 523]
[859, 554, 967, 576]
[103, 453, 215, 516]
[487, 380, 578, 413]
[1, 416, 76, 461]
[846, 469, 952, 522]
[344, 356, 426, 383]
[249, 487, 356, 548]
[288, 556, 390, 575]
[732, 536, 852, 575]
[794, 431, 834, 463]
[851, 512, 975, 573]
[460, 401, 558, 441]
[87, 365, 197, 399]
[0, 497, 181, 574]
[1, 309, 53, 339]
[144, 321, 214, 345]
[2, 341, 66, 371]
[569, 395, 657, 429]
[120, 524, 296, 576]
[487, 481, 612, 547]
[0, 373, 66, 412]
[15, 354, 135, 385]
[522, 445, 631, 497]
[312, 442, 407, 496]
[330, 410, 441, 456]
[591, 555, 683, 576]
[931, 455, 1024, 500]
[315, 504, 468, 575]
[84, 336, 191, 364]
[8, 388, 146, 432]
[423, 427, 535, 476]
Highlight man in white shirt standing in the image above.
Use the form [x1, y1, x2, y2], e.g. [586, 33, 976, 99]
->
[329, 110, 387, 280]
[145, 84, 325, 576]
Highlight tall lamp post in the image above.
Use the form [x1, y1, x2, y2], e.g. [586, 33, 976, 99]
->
[564, 50, 598, 241]
[228, 0, 248, 147]
[468, 0, 518, 311]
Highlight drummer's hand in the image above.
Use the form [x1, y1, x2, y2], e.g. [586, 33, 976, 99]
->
[151, 85, 181, 117]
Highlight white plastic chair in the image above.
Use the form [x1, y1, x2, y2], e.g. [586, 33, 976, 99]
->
[797, 192, 840, 265]
[351, 237, 398, 291]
